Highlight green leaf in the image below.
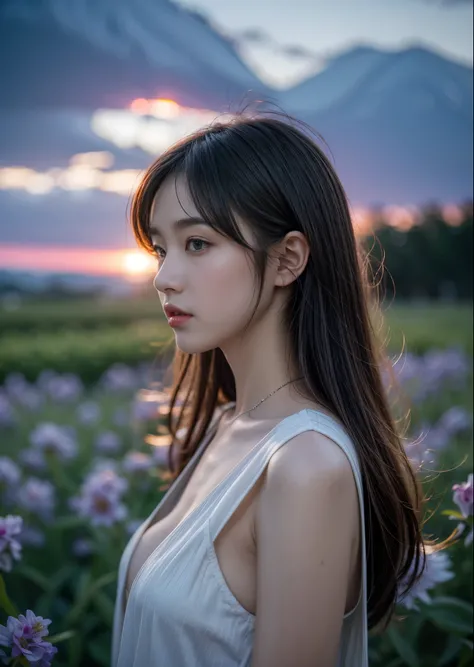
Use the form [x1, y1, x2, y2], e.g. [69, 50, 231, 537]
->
[15, 565, 52, 593]
[0, 574, 18, 617]
[425, 596, 474, 636]
[435, 635, 462, 666]
[88, 635, 112, 667]
[65, 571, 117, 625]
[49, 565, 76, 593]
[92, 591, 115, 625]
[387, 625, 421, 667]
[459, 641, 474, 667]
[51, 516, 86, 530]
[441, 510, 465, 520]
[48, 630, 76, 644]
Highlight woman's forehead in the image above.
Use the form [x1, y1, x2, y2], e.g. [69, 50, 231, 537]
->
[151, 175, 196, 222]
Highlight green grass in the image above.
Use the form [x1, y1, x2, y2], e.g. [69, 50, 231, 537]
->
[0, 298, 471, 384]
[381, 302, 473, 356]
[0, 295, 164, 334]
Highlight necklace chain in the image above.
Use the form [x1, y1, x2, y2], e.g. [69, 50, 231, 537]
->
[225, 376, 304, 426]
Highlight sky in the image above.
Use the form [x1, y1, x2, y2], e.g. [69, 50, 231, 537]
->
[177, 0, 474, 87]
[0, 0, 472, 279]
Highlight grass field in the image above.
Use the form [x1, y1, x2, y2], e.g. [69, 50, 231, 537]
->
[0, 297, 471, 384]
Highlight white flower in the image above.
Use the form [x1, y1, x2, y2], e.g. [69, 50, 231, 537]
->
[397, 547, 454, 610]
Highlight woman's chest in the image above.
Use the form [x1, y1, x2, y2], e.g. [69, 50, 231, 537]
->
[125, 438, 262, 615]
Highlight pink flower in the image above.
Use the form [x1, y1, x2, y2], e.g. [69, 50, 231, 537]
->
[453, 473, 473, 519]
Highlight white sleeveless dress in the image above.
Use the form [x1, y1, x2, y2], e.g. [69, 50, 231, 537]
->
[112, 404, 369, 666]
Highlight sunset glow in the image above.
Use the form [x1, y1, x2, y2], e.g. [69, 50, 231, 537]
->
[129, 98, 181, 119]
[123, 250, 156, 275]
[90, 102, 226, 155]
[0, 245, 156, 278]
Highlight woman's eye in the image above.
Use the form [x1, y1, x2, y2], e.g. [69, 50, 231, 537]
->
[152, 239, 209, 263]
[187, 238, 209, 253]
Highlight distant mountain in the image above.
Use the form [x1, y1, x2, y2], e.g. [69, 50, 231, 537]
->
[279, 46, 393, 114]
[0, 0, 270, 110]
[0, 0, 472, 236]
[280, 46, 473, 205]
[279, 45, 472, 114]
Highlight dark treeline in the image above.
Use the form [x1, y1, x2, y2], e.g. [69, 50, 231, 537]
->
[365, 202, 473, 301]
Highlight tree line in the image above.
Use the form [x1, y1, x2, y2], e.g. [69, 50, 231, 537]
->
[365, 202, 473, 301]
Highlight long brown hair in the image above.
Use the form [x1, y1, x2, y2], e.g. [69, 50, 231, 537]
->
[130, 109, 426, 630]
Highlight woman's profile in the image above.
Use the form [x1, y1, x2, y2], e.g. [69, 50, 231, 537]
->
[111, 110, 426, 666]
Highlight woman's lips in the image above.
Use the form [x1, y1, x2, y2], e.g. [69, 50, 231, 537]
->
[167, 314, 193, 328]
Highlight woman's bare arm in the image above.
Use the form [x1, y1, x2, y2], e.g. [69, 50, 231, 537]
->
[251, 431, 360, 667]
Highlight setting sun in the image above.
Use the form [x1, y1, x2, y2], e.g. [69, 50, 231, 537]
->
[122, 250, 156, 276]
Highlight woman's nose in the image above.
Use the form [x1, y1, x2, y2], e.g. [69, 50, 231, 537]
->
[153, 259, 184, 294]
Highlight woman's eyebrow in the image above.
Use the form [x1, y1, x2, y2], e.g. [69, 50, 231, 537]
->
[149, 216, 210, 235]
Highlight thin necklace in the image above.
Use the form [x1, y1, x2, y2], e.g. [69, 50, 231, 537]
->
[225, 376, 304, 426]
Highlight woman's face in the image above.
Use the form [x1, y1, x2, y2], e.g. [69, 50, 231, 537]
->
[150, 175, 268, 354]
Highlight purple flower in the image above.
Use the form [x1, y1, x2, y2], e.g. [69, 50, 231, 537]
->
[150, 444, 171, 467]
[404, 424, 436, 469]
[0, 392, 17, 428]
[122, 451, 154, 475]
[100, 363, 138, 393]
[439, 407, 472, 437]
[70, 469, 128, 527]
[0, 610, 57, 665]
[36, 642, 58, 667]
[36, 370, 57, 392]
[17, 386, 44, 412]
[131, 390, 166, 422]
[397, 547, 454, 610]
[391, 348, 470, 402]
[453, 474, 474, 518]
[20, 525, 46, 549]
[18, 478, 55, 520]
[0, 456, 21, 488]
[424, 425, 449, 454]
[76, 401, 101, 426]
[29, 423, 78, 462]
[71, 538, 94, 558]
[19, 448, 47, 472]
[46, 373, 83, 403]
[4, 373, 29, 401]
[112, 408, 129, 427]
[451, 473, 474, 546]
[90, 458, 119, 474]
[0, 514, 23, 572]
[85, 467, 128, 496]
[95, 430, 121, 454]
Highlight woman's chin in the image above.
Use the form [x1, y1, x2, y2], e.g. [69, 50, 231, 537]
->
[174, 337, 217, 355]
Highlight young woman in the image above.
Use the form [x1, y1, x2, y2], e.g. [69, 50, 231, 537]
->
[111, 111, 426, 667]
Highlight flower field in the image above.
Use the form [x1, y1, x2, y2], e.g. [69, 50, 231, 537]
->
[0, 300, 472, 666]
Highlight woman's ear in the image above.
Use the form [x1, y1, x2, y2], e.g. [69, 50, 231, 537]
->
[273, 231, 310, 288]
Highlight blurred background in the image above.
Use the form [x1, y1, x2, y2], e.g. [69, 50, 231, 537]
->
[0, 1, 472, 666]
[0, 0, 472, 380]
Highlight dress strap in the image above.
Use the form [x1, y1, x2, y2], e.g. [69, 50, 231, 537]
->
[113, 401, 234, 634]
[207, 408, 368, 645]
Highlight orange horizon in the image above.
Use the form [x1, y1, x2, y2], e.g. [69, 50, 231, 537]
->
[0, 244, 156, 277]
